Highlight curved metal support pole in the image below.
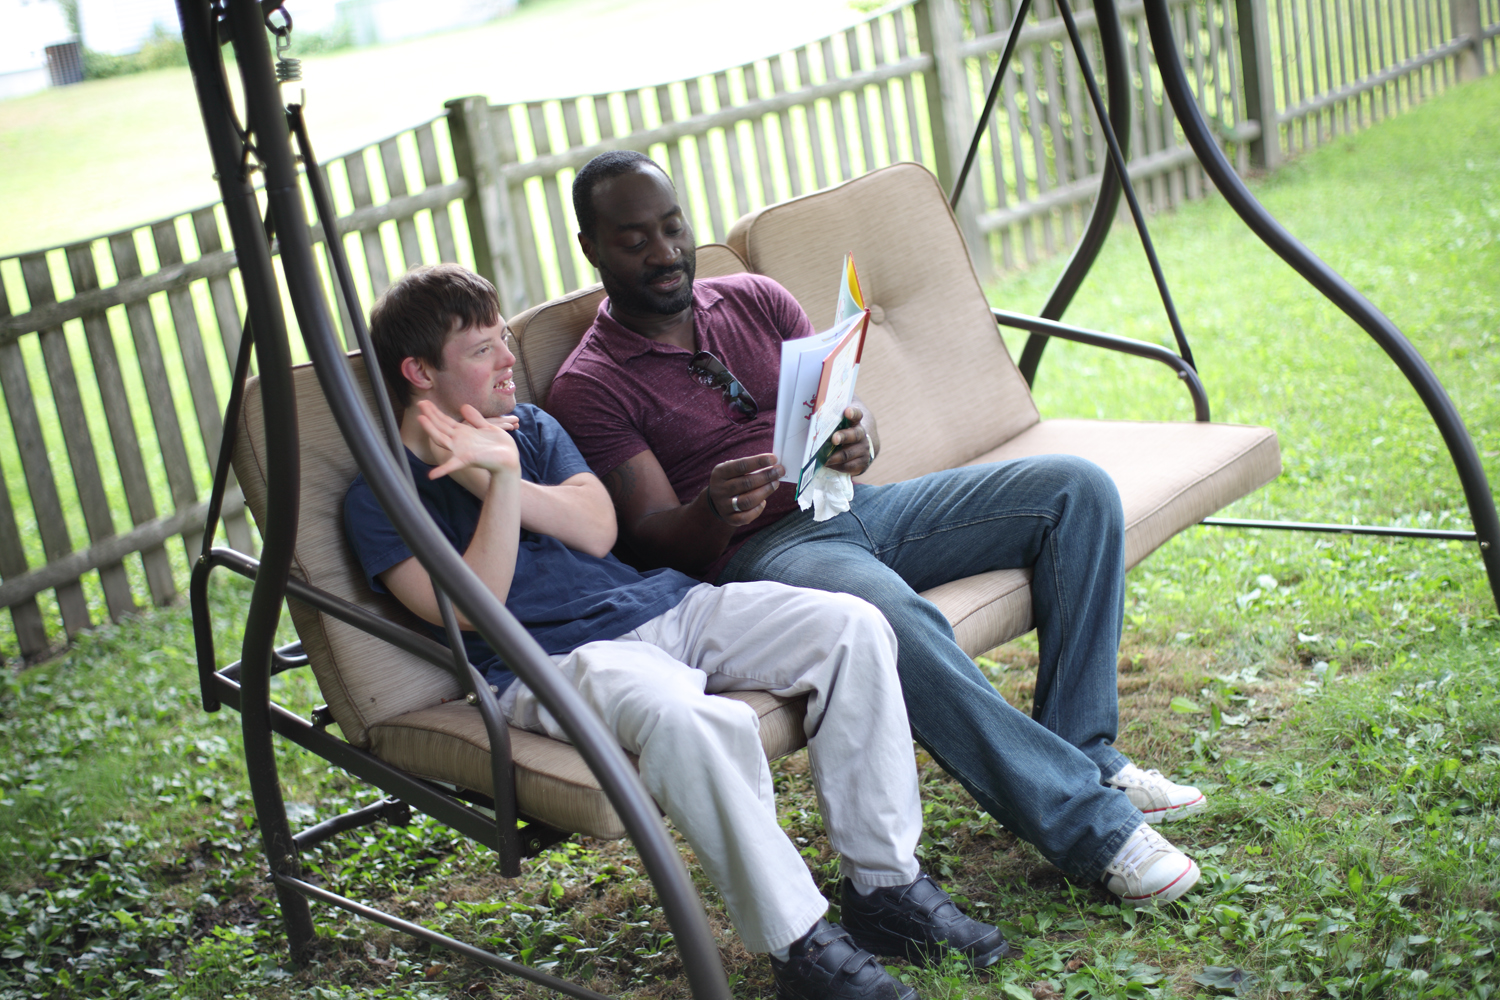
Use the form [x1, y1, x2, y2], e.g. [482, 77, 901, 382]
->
[203, 3, 730, 995]
[1019, 0, 1132, 385]
[1053, 0, 1194, 370]
[278, 873, 614, 1000]
[950, 0, 1033, 210]
[1141, 0, 1500, 614]
[994, 308, 1209, 421]
[289, 103, 522, 875]
[287, 105, 402, 455]
[177, 0, 315, 961]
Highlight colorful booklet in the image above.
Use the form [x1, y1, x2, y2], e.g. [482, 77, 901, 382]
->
[772, 254, 871, 500]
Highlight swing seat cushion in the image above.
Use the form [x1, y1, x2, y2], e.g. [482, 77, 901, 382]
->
[367, 688, 807, 840]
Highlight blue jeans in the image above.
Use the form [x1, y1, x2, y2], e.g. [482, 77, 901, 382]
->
[718, 455, 1142, 881]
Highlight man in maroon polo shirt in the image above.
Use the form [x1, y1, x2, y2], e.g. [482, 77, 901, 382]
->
[546, 151, 1209, 915]
[544, 265, 815, 579]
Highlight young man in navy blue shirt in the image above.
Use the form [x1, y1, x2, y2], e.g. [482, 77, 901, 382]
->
[344, 264, 1007, 1000]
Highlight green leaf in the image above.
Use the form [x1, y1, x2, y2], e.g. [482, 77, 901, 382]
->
[1193, 966, 1261, 996]
[1002, 983, 1034, 1000]
[1170, 697, 1203, 714]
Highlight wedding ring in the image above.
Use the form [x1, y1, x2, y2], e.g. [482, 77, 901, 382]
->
[730, 495, 741, 513]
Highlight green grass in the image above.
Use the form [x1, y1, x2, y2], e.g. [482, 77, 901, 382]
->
[0, 69, 1496, 1000]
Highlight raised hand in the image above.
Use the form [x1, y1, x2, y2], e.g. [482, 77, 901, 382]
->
[416, 401, 521, 480]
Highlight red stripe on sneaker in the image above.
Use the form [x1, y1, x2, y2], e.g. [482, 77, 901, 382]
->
[1122, 867, 1195, 901]
[1151, 867, 1194, 897]
[1144, 794, 1205, 818]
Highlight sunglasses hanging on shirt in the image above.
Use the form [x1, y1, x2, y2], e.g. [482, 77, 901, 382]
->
[689, 351, 760, 420]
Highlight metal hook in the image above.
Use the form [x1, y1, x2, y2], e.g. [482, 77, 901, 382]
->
[267, 5, 302, 84]
[264, 4, 293, 37]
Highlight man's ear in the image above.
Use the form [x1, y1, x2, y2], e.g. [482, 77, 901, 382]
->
[400, 355, 435, 393]
[577, 230, 598, 268]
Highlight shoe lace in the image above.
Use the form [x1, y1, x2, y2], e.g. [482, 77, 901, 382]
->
[1113, 827, 1168, 875]
[1115, 764, 1169, 788]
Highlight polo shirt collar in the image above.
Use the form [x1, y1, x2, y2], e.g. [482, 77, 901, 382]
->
[590, 279, 726, 361]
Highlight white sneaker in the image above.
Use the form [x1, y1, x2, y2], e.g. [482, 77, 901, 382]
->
[1104, 762, 1206, 824]
[1102, 824, 1201, 907]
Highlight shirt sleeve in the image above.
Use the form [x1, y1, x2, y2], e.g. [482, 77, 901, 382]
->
[546, 370, 652, 479]
[519, 405, 595, 485]
[343, 479, 411, 595]
[759, 274, 818, 342]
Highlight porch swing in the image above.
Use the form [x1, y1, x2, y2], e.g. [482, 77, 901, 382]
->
[180, 1, 1500, 999]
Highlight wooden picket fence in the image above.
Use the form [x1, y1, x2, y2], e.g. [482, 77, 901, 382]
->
[450, 0, 1259, 311]
[0, 0, 1493, 663]
[444, 2, 938, 316]
[1489, 0, 1500, 64]
[0, 118, 475, 662]
[1268, 0, 1490, 157]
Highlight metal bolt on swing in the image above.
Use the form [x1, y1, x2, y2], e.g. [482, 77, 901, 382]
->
[465, 685, 501, 705]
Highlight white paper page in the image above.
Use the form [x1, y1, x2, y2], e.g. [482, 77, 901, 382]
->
[772, 316, 861, 481]
[780, 346, 830, 480]
[797, 324, 862, 491]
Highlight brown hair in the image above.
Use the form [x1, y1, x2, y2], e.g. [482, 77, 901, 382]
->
[368, 264, 501, 408]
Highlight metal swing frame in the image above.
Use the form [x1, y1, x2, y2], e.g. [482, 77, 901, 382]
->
[952, 0, 1499, 610]
[178, 0, 1500, 998]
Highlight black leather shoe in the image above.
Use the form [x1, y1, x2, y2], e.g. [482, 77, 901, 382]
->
[840, 873, 1010, 967]
[771, 918, 917, 1000]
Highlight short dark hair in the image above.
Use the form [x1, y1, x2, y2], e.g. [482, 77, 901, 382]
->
[572, 150, 666, 239]
[368, 264, 500, 408]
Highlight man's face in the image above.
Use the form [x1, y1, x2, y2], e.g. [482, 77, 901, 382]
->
[580, 166, 697, 316]
[421, 320, 517, 419]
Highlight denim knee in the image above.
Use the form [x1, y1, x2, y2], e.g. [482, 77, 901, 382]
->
[1037, 454, 1123, 533]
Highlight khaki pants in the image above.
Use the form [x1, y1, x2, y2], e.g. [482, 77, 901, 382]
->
[501, 580, 921, 954]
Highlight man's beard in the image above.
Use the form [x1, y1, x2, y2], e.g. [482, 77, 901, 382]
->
[599, 246, 697, 315]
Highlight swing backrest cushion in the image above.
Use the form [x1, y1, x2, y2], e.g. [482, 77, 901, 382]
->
[234, 362, 461, 748]
[725, 161, 1041, 486]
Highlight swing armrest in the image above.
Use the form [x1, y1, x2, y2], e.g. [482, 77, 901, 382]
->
[992, 308, 1211, 422]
